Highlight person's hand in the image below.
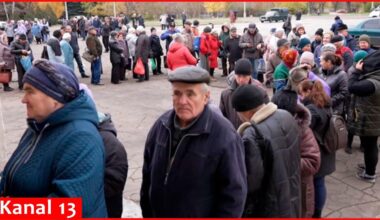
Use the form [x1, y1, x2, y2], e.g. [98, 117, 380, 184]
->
[246, 43, 252, 48]
[256, 43, 262, 49]
[21, 50, 28, 55]
[356, 60, 364, 71]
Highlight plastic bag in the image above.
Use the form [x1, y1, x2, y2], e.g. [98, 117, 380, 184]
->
[134, 58, 145, 76]
[20, 56, 32, 72]
[150, 58, 156, 71]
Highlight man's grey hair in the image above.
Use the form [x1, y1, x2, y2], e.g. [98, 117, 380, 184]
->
[172, 33, 185, 43]
[201, 83, 209, 94]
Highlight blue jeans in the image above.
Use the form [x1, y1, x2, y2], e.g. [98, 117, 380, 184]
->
[91, 58, 101, 84]
[247, 58, 258, 79]
[314, 176, 326, 214]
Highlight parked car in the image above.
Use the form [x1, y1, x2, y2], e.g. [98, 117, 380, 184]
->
[260, 8, 289, 23]
[348, 18, 380, 48]
[369, 6, 380, 18]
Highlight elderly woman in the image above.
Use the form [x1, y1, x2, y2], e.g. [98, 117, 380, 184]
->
[167, 33, 197, 71]
[109, 31, 124, 84]
[60, 33, 74, 71]
[117, 31, 130, 81]
[0, 60, 107, 217]
[126, 28, 137, 74]
[0, 34, 14, 91]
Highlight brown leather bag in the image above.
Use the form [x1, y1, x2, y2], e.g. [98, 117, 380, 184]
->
[0, 68, 12, 83]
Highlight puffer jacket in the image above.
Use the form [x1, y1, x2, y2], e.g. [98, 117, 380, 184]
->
[0, 42, 15, 70]
[348, 68, 380, 137]
[200, 33, 220, 69]
[302, 99, 335, 178]
[319, 66, 348, 115]
[220, 73, 269, 129]
[0, 92, 107, 217]
[167, 42, 197, 70]
[140, 106, 247, 217]
[239, 29, 264, 59]
[294, 103, 320, 218]
[238, 103, 301, 217]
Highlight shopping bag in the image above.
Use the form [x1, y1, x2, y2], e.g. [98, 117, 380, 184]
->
[0, 68, 12, 83]
[150, 58, 156, 71]
[20, 56, 32, 72]
[134, 58, 145, 76]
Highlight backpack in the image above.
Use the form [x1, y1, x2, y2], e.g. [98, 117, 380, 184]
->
[322, 113, 348, 154]
[243, 122, 274, 217]
[193, 36, 201, 52]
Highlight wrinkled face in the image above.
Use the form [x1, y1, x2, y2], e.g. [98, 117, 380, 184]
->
[323, 34, 331, 44]
[22, 83, 63, 123]
[235, 74, 251, 86]
[359, 41, 370, 50]
[320, 57, 333, 70]
[172, 82, 209, 127]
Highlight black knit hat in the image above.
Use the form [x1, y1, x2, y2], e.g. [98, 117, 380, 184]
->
[203, 26, 212, 33]
[234, 58, 252, 76]
[337, 23, 348, 31]
[331, 35, 344, 43]
[271, 90, 298, 115]
[315, 28, 324, 37]
[232, 84, 265, 112]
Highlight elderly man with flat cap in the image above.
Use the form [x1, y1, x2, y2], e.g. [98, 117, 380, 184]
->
[140, 66, 247, 217]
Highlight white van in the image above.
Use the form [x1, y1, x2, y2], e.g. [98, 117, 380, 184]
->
[369, 6, 380, 18]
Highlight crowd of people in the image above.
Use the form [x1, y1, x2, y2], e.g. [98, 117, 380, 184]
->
[0, 12, 379, 218]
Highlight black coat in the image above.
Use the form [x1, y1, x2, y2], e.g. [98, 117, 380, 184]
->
[141, 106, 247, 217]
[10, 40, 33, 61]
[69, 32, 80, 54]
[224, 36, 242, 62]
[303, 100, 336, 177]
[109, 39, 124, 64]
[150, 35, 163, 57]
[99, 114, 128, 197]
[135, 33, 150, 63]
[238, 103, 301, 217]
[102, 24, 111, 37]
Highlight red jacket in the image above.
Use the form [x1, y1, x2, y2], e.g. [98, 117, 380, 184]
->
[167, 42, 197, 71]
[200, 33, 220, 69]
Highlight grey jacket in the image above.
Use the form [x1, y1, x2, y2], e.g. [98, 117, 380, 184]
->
[239, 30, 263, 59]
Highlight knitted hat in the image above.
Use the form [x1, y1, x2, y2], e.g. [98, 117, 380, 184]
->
[337, 23, 348, 31]
[288, 66, 309, 92]
[277, 39, 290, 48]
[331, 35, 344, 43]
[300, 51, 315, 66]
[321, 43, 337, 54]
[234, 58, 252, 76]
[281, 49, 298, 67]
[271, 90, 298, 115]
[203, 26, 212, 33]
[354, 50, 368, 63]
[315, 28, 324, 37]
[231, 84, 265, 112]
[359, 34, 371, 44]
[298, 38, 311, 50]
[335, 16, 340, 20]
[23, 59, 79, 104]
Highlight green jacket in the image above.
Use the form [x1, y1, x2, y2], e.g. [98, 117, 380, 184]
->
[273, 62, 290, 92]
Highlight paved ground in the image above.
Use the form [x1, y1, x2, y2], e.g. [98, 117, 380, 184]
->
[1, 14, 380, 217]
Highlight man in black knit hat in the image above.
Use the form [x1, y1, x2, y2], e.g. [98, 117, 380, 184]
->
[232, 84, 301, 217]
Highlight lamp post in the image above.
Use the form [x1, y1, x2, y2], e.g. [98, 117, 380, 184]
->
[113, 2, 116, 17]
[65, 2, 68, 20]
[243, 2, 246, 18]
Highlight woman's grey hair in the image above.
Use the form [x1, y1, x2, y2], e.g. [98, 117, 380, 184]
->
[172, 33, 185, 43]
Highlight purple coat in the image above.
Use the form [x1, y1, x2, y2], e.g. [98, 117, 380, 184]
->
[309, 71, 331, 97]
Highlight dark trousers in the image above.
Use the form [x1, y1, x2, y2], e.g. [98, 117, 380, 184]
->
[15, 61, 25, 89]
[111, 62, 122, 84]
[7, 37, 13, 46]
[80, 29, 86, 40]
[91, 58, 102, 84]
[221, 57, 228, 76]
[105, 194, 123, 218]
[152, 55, 162, 74]
[210, 68, 215, 77]
[360, 136, 379, 175]
[73, 52, 85, 75]
[143, 61, 149, 80]
[102, 36, 109, 52]
[228, 60, 235, 74]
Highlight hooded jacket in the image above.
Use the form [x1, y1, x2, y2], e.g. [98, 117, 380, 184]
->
[167, 42, 197, 70]
[220, 73, 269, 129]
[0, 92, 107, 218]
[140, 105, 247, 217]
[60, 40, 74, 71]
[238, 103, 301, 217]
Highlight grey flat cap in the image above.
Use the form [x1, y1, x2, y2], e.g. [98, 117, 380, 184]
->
[168, 66, 210, 84]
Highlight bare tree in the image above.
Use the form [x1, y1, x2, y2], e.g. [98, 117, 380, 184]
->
[3, 2, 9, 20]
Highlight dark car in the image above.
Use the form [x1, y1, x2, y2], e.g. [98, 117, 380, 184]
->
[260, 8, 289, 23]
[348, 18, 380, 48]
